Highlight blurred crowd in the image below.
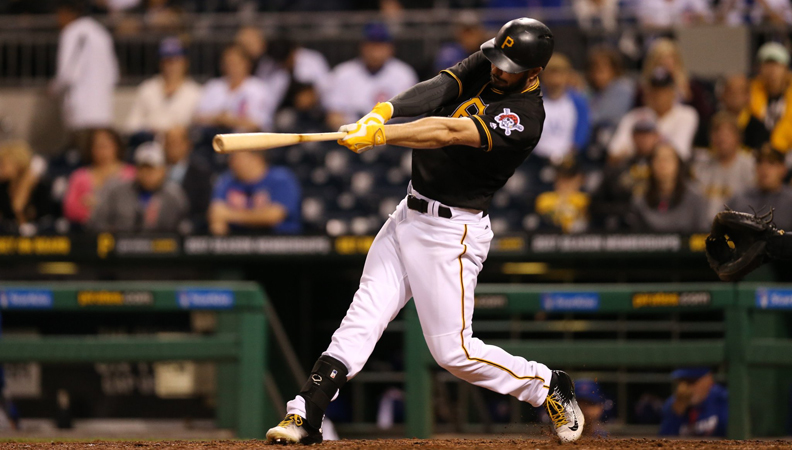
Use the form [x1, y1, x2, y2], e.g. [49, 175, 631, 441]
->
[2, 0, 792, 237]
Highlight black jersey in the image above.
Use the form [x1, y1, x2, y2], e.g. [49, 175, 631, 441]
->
[410, 51, 545, 211]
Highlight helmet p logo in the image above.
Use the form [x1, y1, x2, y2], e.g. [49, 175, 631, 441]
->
[501, 36, 514, 49]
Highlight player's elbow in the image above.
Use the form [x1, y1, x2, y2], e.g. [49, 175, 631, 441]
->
[436, 119, 479, 148]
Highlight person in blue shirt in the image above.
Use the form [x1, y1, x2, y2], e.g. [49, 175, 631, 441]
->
[575, 378, 609, 438]
[209, 151, 302, 235]
[659, 367, 728, 437]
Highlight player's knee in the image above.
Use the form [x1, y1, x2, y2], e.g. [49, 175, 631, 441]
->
[425, 336, 471, 373]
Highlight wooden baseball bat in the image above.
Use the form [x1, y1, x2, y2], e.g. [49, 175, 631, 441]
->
[213, 132, 347, 153]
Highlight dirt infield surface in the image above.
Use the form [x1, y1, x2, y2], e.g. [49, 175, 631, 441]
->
[3, 439, 791, 450]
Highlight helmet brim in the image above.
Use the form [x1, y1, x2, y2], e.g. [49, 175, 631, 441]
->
[481, 38, 532, 74]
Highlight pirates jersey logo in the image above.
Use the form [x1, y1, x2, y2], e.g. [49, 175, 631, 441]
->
[494, 109, 524, 136]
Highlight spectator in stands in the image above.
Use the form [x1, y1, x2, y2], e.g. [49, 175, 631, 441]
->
[586, 46, 635, 155]
[748, 43, 792, 152]
[63, 128, 135, 226]
[195, 44, 275, 133]
[323, 23, 418, 130]
[693, 112, 755, 220]
[164, 127, 213, 232]
[609, 67, 699, 161]
[573, 0, 619, 33]
[52, 0, 119, 148]
[718, 74, 766, 150]
[209, 151, 301, 235]
[252, 38, 330, 112]
[591, 119, 659, 230]
[729, 145, 792, 230]
[659, 368, 727, 437]
[641, 38, 716, 147]
[125, 37, 202, 136]
[575, 379, 608, 437]
[433, 13, 487, 73]
[635, 0, 712, 29]
[534, 158, 590, 234]
[0, 141, 57, 234]
[627, 142, 708, 233]
[533, 54, 590, 164]
[89, 141, 188, 233]
[718, 0, 792, 25]
[274, 83, 327, 133]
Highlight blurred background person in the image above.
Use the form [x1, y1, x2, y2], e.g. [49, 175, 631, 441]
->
[627, 142, 708, 233]
[693, 112, 755, 220]
[0, 141, 57, 234]
[194, 44, 274, 134]
[591, 119, 659, 230]
[717, 74, 767, 150]
[586, 45, 635, 158]
[163, 127, 213, 232]
[718, 0, 792, 25]
[640, 38, 715, 147]
[534, 159, 590, 234]
[574, 379, 610, 437]
[89, 141, 188, 233]
[533, 54, 590, 164]
[323, 23, 417, 130]
[749, 43, 792, 152]
[659, 368, 727, 437]
[433, 13, 488, 73]
[124, 38, 202, 138]
[252, 38, 330, 112]
[63, 128, 134, 227]
[573, 0, 619, 33]
[634, 0, 712, 30]
[609, 67, 699, 161]
[51, 0, 119, 149]
[728, 145, 792, 230]
[209, 152, 301, 235]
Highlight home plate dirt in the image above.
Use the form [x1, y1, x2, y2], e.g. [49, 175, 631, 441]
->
[2, 439, 791, 449]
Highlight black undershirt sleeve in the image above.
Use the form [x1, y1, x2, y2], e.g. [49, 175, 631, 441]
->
[388, 72, 461, 118]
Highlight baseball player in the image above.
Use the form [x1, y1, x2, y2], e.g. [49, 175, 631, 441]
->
[267, 18, 583, 444]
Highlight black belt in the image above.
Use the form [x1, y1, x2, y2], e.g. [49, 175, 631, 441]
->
[407, 195, 453, 218]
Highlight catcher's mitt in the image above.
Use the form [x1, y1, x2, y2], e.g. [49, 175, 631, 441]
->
[705, 208, 781, 281]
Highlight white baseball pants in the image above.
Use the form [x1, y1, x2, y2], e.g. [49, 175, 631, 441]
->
[286, 189, 551, 419]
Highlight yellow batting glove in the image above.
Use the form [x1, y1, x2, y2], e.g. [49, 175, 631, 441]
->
[358, 102, 394, 126]
[337, 121, 387, 153]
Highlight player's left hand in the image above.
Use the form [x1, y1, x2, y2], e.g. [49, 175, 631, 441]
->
[337, 122, 386, 153]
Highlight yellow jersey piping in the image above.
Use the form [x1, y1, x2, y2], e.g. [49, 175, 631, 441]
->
[457, 224, 546, 385]
[471, 115, 492, 152]
[441, 70, 463, 99]
[522, 79, 540, 93]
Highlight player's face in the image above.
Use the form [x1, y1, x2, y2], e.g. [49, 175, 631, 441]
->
[490, 65, 530, 91]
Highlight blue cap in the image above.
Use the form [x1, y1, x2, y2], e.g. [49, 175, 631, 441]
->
[364, 22, 392, 43]
[159, 37, 186, 59]
[671, 367, 711, 380]
[574, 379, 604, 404]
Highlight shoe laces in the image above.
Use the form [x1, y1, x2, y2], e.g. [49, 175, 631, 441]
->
[545, 392, 569, 428]
[278, 414, 303, 428]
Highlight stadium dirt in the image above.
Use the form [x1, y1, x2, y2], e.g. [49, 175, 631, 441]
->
[3, 439, 792, 449]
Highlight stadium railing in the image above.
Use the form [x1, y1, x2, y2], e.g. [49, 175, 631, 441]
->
[0, 281, 274, 438]
[404, 283, 792, 439]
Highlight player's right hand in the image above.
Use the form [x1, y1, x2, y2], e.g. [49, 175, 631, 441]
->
[358, 102, 394, 126]
[338, 122, 386, 154]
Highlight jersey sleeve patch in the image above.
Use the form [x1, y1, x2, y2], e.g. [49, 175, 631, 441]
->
[494, 108, 524, 136]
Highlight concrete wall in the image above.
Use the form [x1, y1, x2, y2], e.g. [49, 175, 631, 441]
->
[0, 87, 137, 155]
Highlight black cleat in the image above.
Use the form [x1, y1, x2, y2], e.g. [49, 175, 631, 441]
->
[544, 370, 584, 443]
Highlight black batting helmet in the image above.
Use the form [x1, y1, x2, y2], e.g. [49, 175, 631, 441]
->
[481, 18, 554, 73]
